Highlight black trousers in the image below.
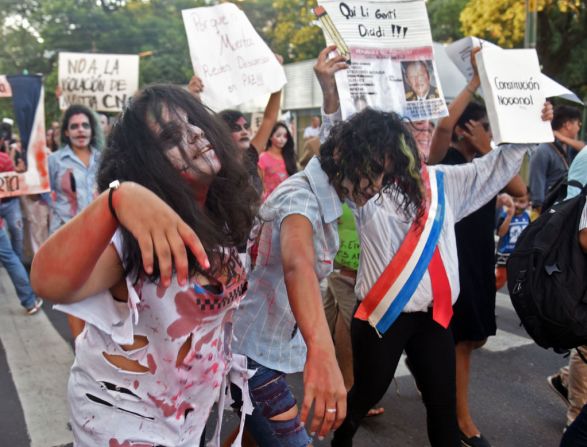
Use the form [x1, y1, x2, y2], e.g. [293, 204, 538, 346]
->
[332, 310, 459, 447]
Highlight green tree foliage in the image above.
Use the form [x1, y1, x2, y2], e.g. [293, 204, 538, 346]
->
[0, 0, 327, 122]
[239, 0, 325, 63]
[460, 0, 587, 98]
[427, 0, 468, 43]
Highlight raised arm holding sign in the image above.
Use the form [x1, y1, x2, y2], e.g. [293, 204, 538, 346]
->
[182, 3, 286, 111]
[316, 0, 448, 121]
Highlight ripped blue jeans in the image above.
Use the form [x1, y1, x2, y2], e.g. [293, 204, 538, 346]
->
[231, 358, 311, 447]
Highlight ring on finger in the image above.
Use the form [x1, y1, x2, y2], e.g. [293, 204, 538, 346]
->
[326, 408, 337, 413]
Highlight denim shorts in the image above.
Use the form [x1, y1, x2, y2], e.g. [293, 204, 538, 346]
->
[231, 357, 311, 447]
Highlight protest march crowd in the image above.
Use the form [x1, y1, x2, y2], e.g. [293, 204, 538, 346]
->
[0, 1, 586, 447]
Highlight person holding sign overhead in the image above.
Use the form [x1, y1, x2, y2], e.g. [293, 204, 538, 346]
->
[312, 44, 554, 447]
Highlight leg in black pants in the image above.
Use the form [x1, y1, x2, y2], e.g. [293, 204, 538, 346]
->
[331, 311, 459, 447]
[404, 314, 458, 446]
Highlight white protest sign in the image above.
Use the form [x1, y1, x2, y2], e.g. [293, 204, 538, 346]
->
[182, 3, 287, 111]
[58, 52, 139, 112]
[476, 48, 553, 145]
[316, 0, 448, 120]
[446, 37, 583, 105]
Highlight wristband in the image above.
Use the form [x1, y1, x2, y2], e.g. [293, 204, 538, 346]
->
[108, 180, 121, 221]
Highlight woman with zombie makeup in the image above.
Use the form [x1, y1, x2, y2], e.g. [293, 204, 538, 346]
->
[31, 85, 258, 446]
[257, 122, 297, 201]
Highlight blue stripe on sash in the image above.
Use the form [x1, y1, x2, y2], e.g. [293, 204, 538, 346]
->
[375, 171, 446, 334]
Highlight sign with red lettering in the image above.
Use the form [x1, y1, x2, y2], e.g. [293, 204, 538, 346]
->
[182, 3, 286, 111]
[58, 52, 139, 112]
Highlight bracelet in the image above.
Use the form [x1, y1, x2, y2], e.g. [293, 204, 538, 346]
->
[108, 180, 121, 222]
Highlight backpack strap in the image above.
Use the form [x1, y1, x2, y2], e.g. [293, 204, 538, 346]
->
[549, 142, 570, 169]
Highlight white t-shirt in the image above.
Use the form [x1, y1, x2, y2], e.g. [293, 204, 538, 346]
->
[303, 126, 320, 139]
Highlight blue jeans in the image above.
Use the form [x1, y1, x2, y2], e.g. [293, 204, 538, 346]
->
[0, 199, 24, 261]
[0, 227, 36, 309]
[231, 358, 311, 447]
[561, 404, 587, 446]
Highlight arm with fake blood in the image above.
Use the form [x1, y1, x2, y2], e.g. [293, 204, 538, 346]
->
[31, 182, 207, 303]
[280, 214, 347, 439]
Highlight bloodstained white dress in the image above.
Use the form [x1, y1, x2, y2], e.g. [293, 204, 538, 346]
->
[57, 232, 248, 447]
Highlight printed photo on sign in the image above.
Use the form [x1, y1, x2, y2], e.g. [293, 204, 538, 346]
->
[58, 52, 139, 113]
[316, 0, 448, 121]
[402, 60, 439, 101]
[0, 75, 49, 198]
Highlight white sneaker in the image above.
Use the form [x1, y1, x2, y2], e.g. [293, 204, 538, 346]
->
[26, 298, 43, 316]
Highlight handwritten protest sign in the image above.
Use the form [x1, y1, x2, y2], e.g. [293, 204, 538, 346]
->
[58, 52, 139, 112]
[476, 48, 553, 145]
[0, 75, 49, 198]
[316, 0, 448, 120]
[182, 3, 287, 111]
[446, 37, 583, 105]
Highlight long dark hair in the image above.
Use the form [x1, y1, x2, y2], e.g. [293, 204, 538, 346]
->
[97, 84, 258, 281]
[320, 108, 424, 220]
[266, 122, 297, 176]
[60, 104, 99, 149]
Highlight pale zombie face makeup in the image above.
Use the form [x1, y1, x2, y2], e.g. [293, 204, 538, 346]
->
[270, 126, 288, 150]
[159, 108, 221, 185]
[230, 116, 251, 151]
[65, 113, 92, 151]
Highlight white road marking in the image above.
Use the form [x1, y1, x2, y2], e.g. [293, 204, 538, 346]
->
[0, 268, 74, 447]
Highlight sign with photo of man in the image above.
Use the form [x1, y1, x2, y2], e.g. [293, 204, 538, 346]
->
[316, 0, 448, 120]
[402, 60, 439, 101]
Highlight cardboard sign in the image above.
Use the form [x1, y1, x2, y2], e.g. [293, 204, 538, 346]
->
[58, 52, 139, 112]
[476, 48, 553, 145]
[316, 0, 448, 121]
[0, 75, 49, 198]
[182, 3, 287, 111]
[446, 37, 583, 105]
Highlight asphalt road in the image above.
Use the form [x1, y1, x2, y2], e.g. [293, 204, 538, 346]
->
[0, 267, 568, 447]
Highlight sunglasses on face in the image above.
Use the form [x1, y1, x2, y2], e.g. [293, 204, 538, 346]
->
[68, 122, 91, 130]
[230, 122, 250, 132]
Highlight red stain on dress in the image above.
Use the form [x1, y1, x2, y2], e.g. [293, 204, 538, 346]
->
[147, 394, 193, 420]
[133, 380, 139, 390]
[146, 354, 157, 374]
[109, 440, 152, 447]
[166, 290, 206, 338]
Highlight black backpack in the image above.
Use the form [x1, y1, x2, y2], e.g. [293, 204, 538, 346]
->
[542, 178, 583, 212]
[507, 184, 587, 352]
